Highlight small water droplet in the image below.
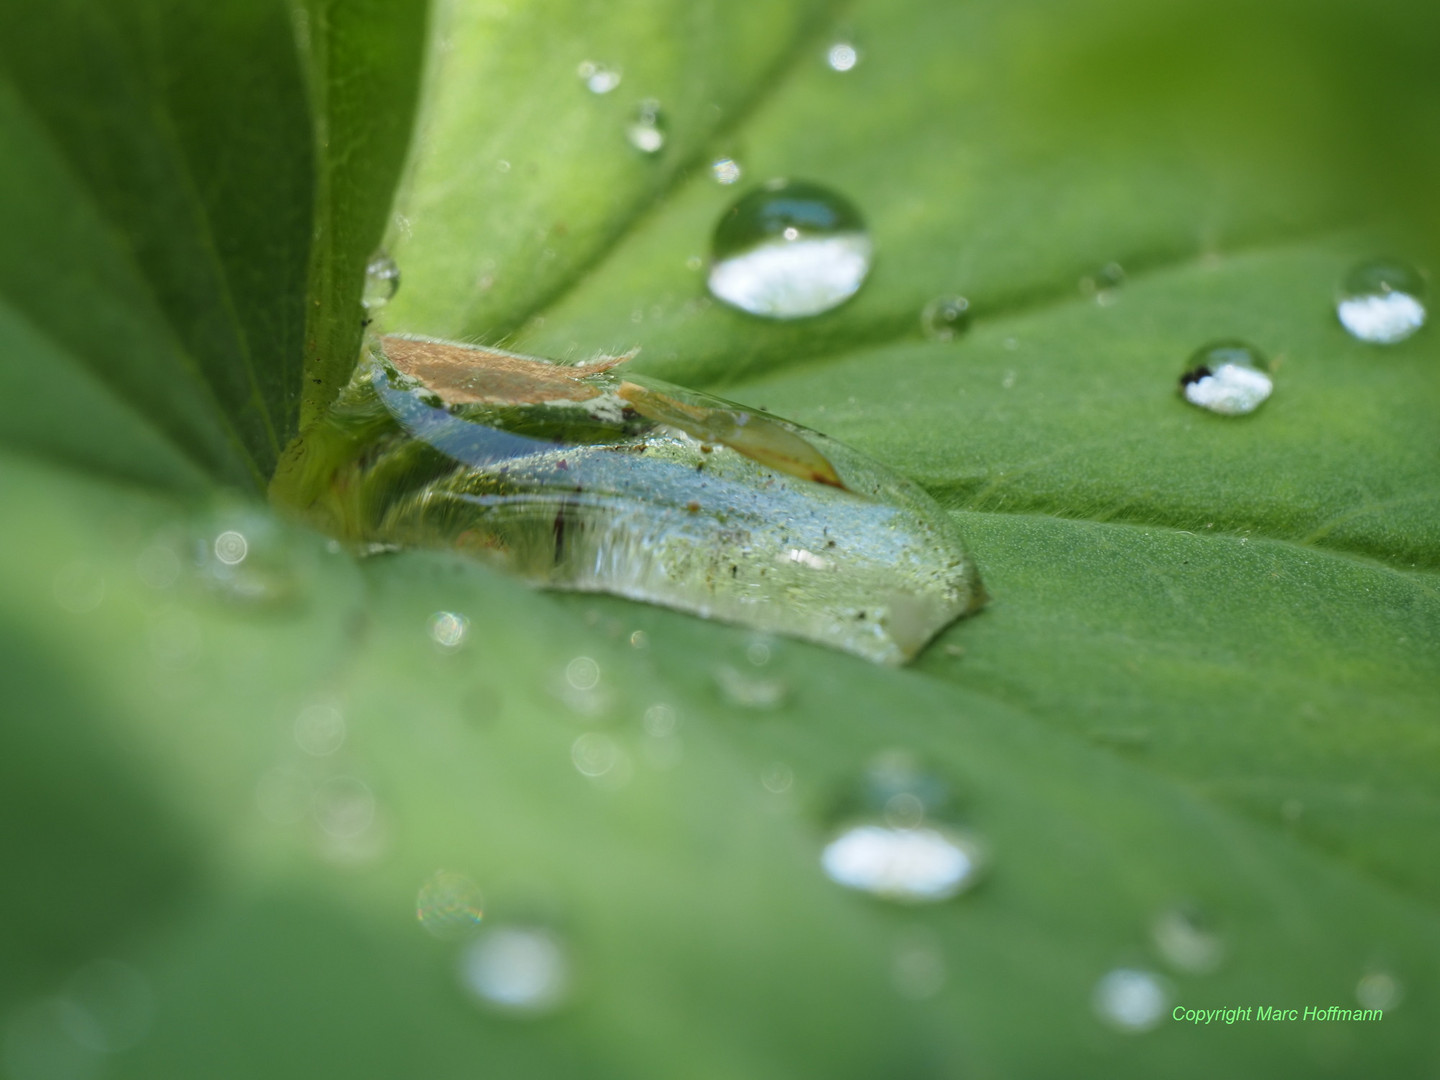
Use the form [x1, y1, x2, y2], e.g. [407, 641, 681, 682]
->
[212, 530, 248, 565]
[1151, 903, 1224, 973]
[628, 629, 649, 649]
[1093, 968, 1170, 1033]
[294, 702, 346, 757]
[642, 703, 677, 737]
[920, 295, 970, 341]
[459, 925, 571, 1015]
[571, 732, 623, 779]
[1355, 967, 1403, 1011]
[1179, 340, 1273, 416]
[564, 656, 600, 690]
[710, 156, 742, 185]
[312, 775, 375, 838]
[577, 60, 621, 94]
[363, 250, 400, 309]
[707, 180, 872, 318]
[1336, 258, 1427, 344]
[429, 611, 469, 649]
[625, 98, 665, 154]
[496, 159, 511, 173]
[826, 41, 859, 71]
[416, 870, 485, 940]
[713, 664, 790, 709]
[761, 761, 794, 793]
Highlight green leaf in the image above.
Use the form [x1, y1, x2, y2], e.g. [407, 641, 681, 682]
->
[2, 0, 1439, 1076]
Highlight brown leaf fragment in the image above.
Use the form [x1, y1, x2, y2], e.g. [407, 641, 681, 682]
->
[381, 335, 633, 405]
[617, 381, 847, 489]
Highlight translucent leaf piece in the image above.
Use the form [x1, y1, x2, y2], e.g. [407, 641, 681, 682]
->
[273, 337, 984, 664]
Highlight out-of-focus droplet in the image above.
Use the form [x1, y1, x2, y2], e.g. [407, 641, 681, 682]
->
[1093, 968, 1170, 1033]
[1336, 258, 1427, 344]
[713, 664, 790, 709]
[920, 295, 970, 341]
[642, 703, 677, 737]
[313, 776, 375, 838]
[363, 250, 401, 309]
[571, 733, 631, 791]
[1355, 968, 1403, 1011]
[213, 530, 248, 565]
[708, 179, 872, 319]
[1151, 903, 1224, 974]
[711, 156, 742, 185]
[1179, 340, 1273, 416]
[565, 656, 600, 690]
[577, 60, 621, 94]
[294, 702, 346, 757]
[826, 41, 859, 71]
[625, 99, 665, 154]
[416, 870, 485, 940]
[429, 611, 469, 649]
[761, 761, 794, 793]
[459, 926, 571, 1015]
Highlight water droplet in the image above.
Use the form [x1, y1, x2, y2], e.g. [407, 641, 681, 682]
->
[761, 761, 794, 793]
[710, 156, 742, 185]
[213, 529, 248, 565]
[312, 776, 375, 838]
[707, 180, 872, 319]
[576, 60, 620, 94]
[459, 926, 571, 1015]
[625, 99, 665, 154]
[826, 41, 859, 71]
[564, 656, 600, 690]
[571, 732, 622, 778]
[1355, 967, 1403, 1011]
[294, 702, 346, 757]
[1151, 903, 1224, 973]
[191, 509, 305, 607]
[429, 611, 469, 649]
[416, 870, 485, 940]
[1093, 968, 1169, 1033]
[363, 250, 400, 309]
[745, 636, 774, 667]
[642, 703, 677, 737]
[820, 755, 983, 902]
[920, 295, 970, 341]
[1179, 340, 1273, 416]
[277, 337, 984, 664]
[714, 664, 790, 709]
[1336, 258, 1427, 344]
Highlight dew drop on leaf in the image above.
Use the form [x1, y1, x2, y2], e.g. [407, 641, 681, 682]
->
[273, 336, 983, 665]
[362, 250, 400, 309]
[576, 60, 621, 94]
[1336, 258, 1427, 344]
[826, 41, 859, 71]
[710, 156, 742, 185]
[707, 179, 873, 319]
[920, 295, 970, 341]
[1178, 340, 1273, 416]
[1355, 967, 1403, 1011]
[459, 926, 572, 1015]
[624, 99, 665, 154]
[1150, 902, 1224, 973]
[416, 870, 485, 940]
[1093, 968, 1170, 1033]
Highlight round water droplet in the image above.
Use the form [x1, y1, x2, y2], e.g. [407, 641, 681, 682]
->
[429, 611, 469, 649]
[1151, 903, 1224, 973]
[920, 295, 970, 341]
[1336, 258, 1427, 344]
[711, 156, 742, 185]
[294, 702, 346, 757]
[642, 703, 677, 737]
[761, 761, 794, 793]
[363, 250, 400, 309]
[1093, 968, 1169, 1033]
[713, 664, 789, 709]
[707, 179, 872, 319]
[459, 926, 571, 1015]
[1179, 340, 1273, 416]
[565, 656, 600, 690]
[213, 529, 248, 565]
[624, 99, 665, 154]
[416, 870, 485, 940]
[826, 41, 859, 71]
[1355, 967, 1403, 1011]
[577, 60, 621, 94]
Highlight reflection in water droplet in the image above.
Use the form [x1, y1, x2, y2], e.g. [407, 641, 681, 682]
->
[213, 530, 248, 565]
[571, 733, 621, 778]
[714, 664, 790, 709]
[920, 296, 970, 341]
[711, 157, 742, 185]
[460, 926, 571, 1015]
[294, 702, 346, 757]
[577, 60, 621, 94]
[1093, 968, 1169, 1033]
[416, 871, 485, 940]
[277, 337, 982, 664]
[625, 99, 665, 153]
[826, 42, 859, 71]
[363, 250, 401, 309]
[822, 824, 981, 902]
[1179, 341, 1272, 416]
[1151, 903, 1224, 973]
[565, 656, 600, 690]
[1355, 968, 1403, 1011]
[707, 180, 872, 318]
[429, 611, 469, 649]
[61, 961, 153, 1053]
[1336, 258, 1427, 344]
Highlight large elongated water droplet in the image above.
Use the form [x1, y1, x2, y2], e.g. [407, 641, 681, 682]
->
[707, 180, 872, 319]
[1336, 258, 1427, 344]
[273, 336, 983, 664]
[363, 250, 400, 309]
[1178, 341, 1272, 416]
